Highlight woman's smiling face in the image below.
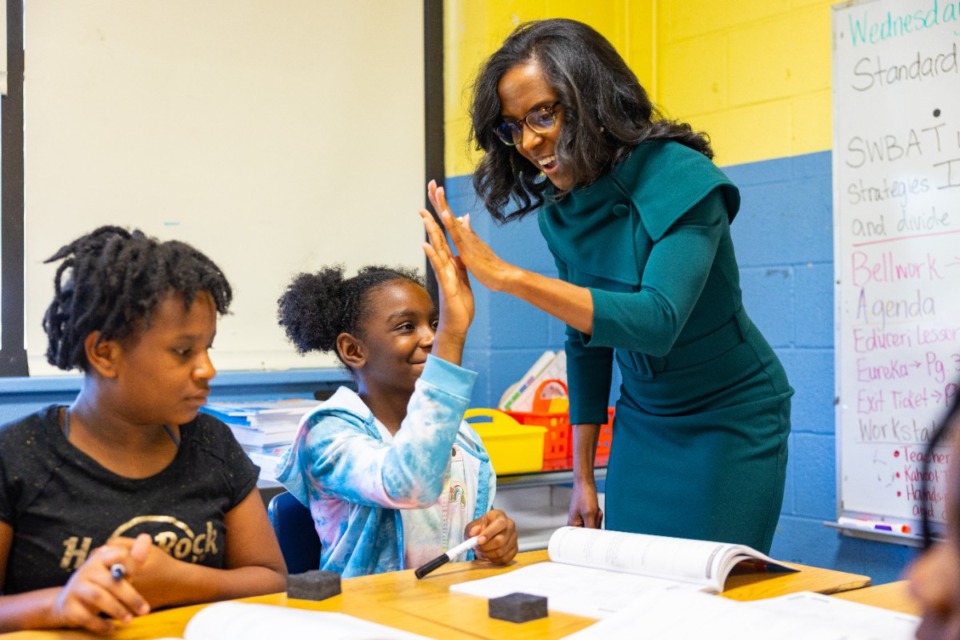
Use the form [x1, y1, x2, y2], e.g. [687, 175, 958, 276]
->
[497, 60, 572, 191]
[353, 279, 438, 397]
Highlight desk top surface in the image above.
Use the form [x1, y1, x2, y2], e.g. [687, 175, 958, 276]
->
[0, 549, 872, 640]
[830, 579, 920, 616]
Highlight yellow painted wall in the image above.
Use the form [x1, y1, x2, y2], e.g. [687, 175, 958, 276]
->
[444, 0, 834, 173]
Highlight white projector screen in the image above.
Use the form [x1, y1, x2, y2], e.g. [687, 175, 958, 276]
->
[23, 0, 426, 374]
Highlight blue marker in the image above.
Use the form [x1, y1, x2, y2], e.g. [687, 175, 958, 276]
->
[110, 563, 126, 581]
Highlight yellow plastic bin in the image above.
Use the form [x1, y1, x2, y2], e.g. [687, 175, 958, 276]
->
[463, 408, 547, 474]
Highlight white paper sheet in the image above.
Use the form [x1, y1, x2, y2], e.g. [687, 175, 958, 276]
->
[563, 589, 919, 640]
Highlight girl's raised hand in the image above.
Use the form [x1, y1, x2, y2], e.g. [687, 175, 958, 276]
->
[420, 200, 474, 366]
[426, 180, 518, 293]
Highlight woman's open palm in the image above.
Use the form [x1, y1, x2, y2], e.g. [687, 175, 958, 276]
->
[426, 180, 515, 293]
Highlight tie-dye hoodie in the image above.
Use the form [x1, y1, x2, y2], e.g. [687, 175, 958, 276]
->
[276, 355, 495, 577]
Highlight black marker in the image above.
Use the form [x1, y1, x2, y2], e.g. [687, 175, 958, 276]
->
[414, 535, 480, 579]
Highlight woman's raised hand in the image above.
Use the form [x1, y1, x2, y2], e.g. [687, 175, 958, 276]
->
[420, 198, 474, 366]
[426, 180, 518, 293]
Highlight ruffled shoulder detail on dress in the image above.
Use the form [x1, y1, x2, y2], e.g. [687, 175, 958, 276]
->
[611, 141, 740, 240]
[538, 141, 739, 286]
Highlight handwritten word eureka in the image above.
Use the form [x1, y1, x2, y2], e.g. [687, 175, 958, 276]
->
[848, 1, 960, 47]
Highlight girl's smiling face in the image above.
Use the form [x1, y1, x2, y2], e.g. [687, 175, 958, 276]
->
[352, 279, 438, 397]
[497, 60, 572, 191]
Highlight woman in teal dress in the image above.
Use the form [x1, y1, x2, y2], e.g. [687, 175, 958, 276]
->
[423, 18, 793, 553]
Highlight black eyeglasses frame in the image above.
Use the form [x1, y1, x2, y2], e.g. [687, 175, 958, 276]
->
[494, 101, 562, 147]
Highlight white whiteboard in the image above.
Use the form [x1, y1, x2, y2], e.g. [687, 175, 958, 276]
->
[833, 0, 960, 538]
[23, 0, 425, 374]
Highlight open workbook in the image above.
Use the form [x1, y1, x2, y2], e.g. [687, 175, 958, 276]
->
[154, 601, 430, 640]
[450, 526, 796, 619]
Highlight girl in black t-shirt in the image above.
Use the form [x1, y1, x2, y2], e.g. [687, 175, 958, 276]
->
[0, 227, 287, 633]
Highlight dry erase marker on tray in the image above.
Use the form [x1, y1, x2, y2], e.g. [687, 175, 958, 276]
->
[415, 535, 481, 579]
[837, 516, 912, 535]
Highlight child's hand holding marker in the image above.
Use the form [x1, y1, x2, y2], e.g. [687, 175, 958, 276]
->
[106, 532, 153, 582]
[414, 535, 482, 579]
[101, 533, 186, 608]
[52, 533, 153, 633]
[465, 509, 518, 565]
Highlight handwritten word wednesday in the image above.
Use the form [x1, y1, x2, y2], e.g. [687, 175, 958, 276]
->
[848, 1, 960, 47]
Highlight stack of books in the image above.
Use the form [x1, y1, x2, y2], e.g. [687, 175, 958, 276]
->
[201, 399, 321, 481]
[202, 399, 319, 449]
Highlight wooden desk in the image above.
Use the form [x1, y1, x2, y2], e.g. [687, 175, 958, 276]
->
[0, 592, 465, 640]
[0, 550, 871, 640]
[721, 559, 871, 601]
[361, 550, 870, 639]
[830, 579, 921, 616]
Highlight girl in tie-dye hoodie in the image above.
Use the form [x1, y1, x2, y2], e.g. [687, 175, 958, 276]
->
[275, 213, 518, 577]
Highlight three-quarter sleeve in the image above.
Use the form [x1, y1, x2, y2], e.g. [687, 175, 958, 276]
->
[553, 258, 614, 425]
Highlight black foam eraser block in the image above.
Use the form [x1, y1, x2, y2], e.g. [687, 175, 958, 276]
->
[488, 592, 548, 623]
[286, 570, 342, 601]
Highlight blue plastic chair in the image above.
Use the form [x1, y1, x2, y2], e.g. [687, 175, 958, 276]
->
[267, 491, 322, 574]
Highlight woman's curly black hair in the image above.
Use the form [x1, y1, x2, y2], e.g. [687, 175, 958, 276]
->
[42, 225, 232, 372]
[277, 265, 423, 366]
[470, 18, 713, 222]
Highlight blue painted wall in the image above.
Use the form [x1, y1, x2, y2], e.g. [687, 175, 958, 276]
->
[447, 149, 918, 584]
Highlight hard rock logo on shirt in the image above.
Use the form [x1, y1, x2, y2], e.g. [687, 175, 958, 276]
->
[59, 516, 219, 571]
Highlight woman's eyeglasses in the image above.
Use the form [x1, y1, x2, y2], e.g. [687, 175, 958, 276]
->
[494, 102, 561, 146]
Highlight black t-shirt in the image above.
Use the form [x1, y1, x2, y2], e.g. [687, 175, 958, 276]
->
[0, 405, 259, 594]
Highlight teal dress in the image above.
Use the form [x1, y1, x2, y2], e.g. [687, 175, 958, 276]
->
[539, 141, 793, 553]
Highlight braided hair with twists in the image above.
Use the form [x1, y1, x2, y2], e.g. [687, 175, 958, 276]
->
[42, 225, 232, 372]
